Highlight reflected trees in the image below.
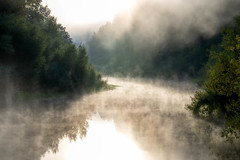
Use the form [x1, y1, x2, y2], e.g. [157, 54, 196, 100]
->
[0, 98, 93, 160]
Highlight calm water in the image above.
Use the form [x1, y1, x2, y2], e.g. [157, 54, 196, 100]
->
[0, 77, 234, 160]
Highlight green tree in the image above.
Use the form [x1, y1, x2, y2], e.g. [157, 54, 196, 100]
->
[0, 0, 106, 93]
[187, 16, 240, 141]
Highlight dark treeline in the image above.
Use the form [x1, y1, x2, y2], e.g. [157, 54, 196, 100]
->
[0, 0, 105, 94]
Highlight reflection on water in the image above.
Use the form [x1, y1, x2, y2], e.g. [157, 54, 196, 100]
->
[41, 114, 146, 160]
[0, 77, 239, 160]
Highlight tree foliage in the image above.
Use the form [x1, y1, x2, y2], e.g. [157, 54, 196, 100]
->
[187, 16, 240, 141]
[0, 0, 105, 92]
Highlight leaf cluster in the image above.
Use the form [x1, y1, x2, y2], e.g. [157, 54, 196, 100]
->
[187, 16, 240, 141]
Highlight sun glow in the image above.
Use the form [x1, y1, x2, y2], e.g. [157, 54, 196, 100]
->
[41, 114, 146, 160]
[42, 0, 137, 25]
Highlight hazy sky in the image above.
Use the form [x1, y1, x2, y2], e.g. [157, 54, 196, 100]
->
[42, 0, 137, 36]
[41, 0, 240, 44]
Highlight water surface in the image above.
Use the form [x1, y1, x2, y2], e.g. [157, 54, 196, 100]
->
[0, 77, 233, 160]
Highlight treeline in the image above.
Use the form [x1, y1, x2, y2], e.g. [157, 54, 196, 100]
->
[0, 0, 105, 93]
[86, 0, 239, 82]
[87, 21, 222, 82]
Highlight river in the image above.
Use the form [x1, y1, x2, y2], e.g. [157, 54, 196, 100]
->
[0, 77, 237, 160]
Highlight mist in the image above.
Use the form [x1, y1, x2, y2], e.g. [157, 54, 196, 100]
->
[67, 23, 104, 44]
[86, 0, 240, 78]
[1, 78, 239, 160]
[1, 1, 240, 160]
[88, 0, 240, 47]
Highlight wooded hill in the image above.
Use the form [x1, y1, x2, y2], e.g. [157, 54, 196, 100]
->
[0, 0, 106, 93]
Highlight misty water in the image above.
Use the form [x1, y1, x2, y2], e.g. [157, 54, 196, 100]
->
[0, 77, 234, 160]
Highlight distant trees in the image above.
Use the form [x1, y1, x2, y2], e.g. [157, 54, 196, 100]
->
[187, 16, 240, 141]
[87, 22, 222, 80]
[0, 0, 105, 92]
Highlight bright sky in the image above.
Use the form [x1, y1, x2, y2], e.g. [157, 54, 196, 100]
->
[42, 0, 137, 26]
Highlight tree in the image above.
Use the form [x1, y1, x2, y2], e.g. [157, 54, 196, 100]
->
[187, 16, 240, 141]
[0, 0, 106, 93]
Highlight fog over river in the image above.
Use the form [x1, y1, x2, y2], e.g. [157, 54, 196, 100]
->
[0, 78, 237, 160]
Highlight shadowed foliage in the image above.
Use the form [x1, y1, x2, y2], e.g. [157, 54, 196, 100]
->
[187, 16, 240, 141]
[0, 0, 106, 94]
